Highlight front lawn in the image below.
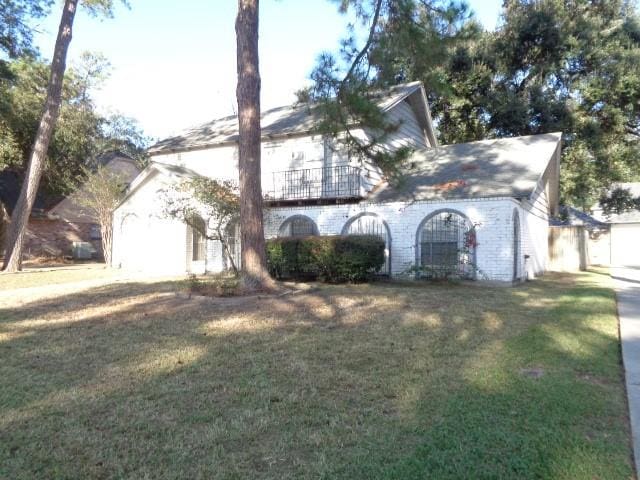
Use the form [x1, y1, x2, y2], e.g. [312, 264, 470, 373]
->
[0, 271, 632, 478]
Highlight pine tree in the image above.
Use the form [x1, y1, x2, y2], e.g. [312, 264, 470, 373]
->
[235, 0, 272, 290]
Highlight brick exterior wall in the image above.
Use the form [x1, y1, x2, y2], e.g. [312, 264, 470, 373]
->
[262, 198, 526, 282]
[113, 180, 548, 282]
[112, 147, 553, 281]
[22, 218, 102, 260]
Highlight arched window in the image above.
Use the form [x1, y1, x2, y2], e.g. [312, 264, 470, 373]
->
[342, 213, 391, 275]
[278, 215, 318, 237]
[513, 209, 521, 281]
[189, 215, 207, 262]
[223, 218, 241, 271]
[417, 210, 475, 279]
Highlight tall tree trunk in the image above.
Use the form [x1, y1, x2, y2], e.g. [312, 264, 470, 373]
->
[235, 0, 271, 290]
[2, 0, 78, 272]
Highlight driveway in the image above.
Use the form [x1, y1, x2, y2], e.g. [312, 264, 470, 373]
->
[613, 266, 640, 475]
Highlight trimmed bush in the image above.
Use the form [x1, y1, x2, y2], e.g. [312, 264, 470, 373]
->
[266, 235, 385, 283]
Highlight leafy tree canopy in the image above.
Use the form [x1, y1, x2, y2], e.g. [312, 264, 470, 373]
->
[0, 0, 53, 59]
[311, 0, 640, 209]
[599, 186, 640, 216]
[302, 0, 481, 183]
[0, 53, 149, 199]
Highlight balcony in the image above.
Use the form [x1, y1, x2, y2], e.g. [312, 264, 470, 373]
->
[265, 165, 363, 205]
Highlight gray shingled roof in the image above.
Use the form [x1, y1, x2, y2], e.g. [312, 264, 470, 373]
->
[549, 206, 608, 227]
[367, 133, 562, 202]
[148, 82, 427, 154]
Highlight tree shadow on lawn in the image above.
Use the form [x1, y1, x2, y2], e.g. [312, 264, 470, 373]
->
[0, 272, 633, 479]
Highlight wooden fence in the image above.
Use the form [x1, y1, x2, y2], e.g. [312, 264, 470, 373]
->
[548, 226, 588, 272]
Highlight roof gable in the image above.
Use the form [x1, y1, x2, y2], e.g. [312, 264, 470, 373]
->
[368, 132, 562, 203]
[148, 82, 436, 154]
[49, 154, 141, 222]
[116, 162, 201, 208]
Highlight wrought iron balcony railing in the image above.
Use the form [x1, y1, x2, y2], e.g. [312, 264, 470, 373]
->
[266, 165, 362, 202]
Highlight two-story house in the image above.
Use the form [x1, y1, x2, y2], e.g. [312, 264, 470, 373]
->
[112, 82, 561, 282]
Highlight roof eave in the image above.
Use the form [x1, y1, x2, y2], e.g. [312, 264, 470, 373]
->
[147, 81, 437, 156]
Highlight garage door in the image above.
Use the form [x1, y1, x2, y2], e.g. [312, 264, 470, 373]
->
[611, 223, 640, 266]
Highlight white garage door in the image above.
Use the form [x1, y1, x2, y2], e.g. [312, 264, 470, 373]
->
[611, 223, 640, 266]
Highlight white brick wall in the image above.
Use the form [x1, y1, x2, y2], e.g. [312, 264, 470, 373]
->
[114, 188, 548, 282]
[264, 197, 527, 282]
[113, 164, 549, 282]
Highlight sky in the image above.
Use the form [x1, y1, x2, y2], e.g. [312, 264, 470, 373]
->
[32, 0, 503, 141]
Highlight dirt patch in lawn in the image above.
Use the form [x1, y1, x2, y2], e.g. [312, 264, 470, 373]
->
[183, 273, 316, 301]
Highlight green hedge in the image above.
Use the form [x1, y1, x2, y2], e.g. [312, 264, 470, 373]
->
[266, 235, 385, 283]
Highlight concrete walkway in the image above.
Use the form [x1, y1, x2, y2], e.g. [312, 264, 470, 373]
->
[613, 266, 640, 475]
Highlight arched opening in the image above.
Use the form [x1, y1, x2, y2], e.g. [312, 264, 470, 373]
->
[342, 212, 391, 275]
[223, 218, 241, 272]
[416, 209, 476, 279]
[278, 215, 318, 237]
[513, 209, 521, 282]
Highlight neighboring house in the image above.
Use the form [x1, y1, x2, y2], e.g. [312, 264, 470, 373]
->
[0, 152, 140, 260]
[0, 170, 54, 256]
[590, 183, 640, 266]
[112, 82, 562, 282]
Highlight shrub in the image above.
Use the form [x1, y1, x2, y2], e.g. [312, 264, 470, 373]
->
[266, 235, 385, 283]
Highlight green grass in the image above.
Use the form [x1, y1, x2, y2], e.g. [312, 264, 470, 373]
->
[0, 265, 116, 290]
[0, 270, 632, 479]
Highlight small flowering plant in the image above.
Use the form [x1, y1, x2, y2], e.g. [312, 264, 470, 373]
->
[464, 226, 478, 249]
